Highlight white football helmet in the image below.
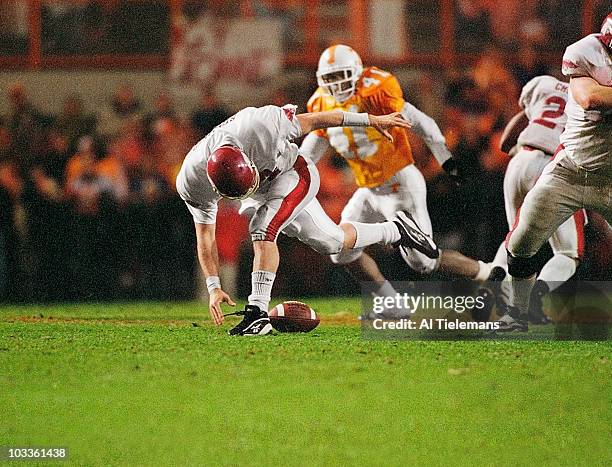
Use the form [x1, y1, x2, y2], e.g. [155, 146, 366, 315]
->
[316, 44, 363, 103]
[601, 13, 612, 49]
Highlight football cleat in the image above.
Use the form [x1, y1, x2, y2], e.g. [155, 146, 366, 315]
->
[473, 266, 508, 322]
[393, 211, 439, 259]
[227, 305, 273, 336]
[528, 280, 552, 325]
[493, 308, 528, 332]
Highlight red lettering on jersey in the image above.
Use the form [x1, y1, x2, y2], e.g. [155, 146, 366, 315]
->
[282, 105, 296, 121]
[534, 96, 566, 129]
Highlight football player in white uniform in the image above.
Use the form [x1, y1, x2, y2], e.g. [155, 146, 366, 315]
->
[501, 14, 612, 331]
[300, 45, 491, 314]
[176, 104, 431, 335]
[480, 76, 587, 324]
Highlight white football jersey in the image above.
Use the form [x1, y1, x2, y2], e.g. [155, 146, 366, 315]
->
[560, 34, 612, 170]
[176, 105, 303, 223]
[518, 75, 568, 154]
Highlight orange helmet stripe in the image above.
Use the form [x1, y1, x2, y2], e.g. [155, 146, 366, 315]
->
[327, 45, 338, 65]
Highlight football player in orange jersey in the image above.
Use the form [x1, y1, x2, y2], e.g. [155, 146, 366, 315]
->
[300, 45, 491, 315]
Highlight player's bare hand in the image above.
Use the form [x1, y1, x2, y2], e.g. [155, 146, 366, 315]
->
[369, 112, 412, 142]
[209, 288, 236, 325]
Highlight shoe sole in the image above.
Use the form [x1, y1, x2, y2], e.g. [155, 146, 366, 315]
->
[495, 323, 528, 333]
[395, 211, 439, 259]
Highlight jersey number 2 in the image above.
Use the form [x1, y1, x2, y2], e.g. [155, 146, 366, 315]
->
[533, 96, 566, 129]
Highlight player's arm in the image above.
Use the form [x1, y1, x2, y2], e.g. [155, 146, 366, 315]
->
[296, 110, 411, 141]
[570, 76, 612, 111]
[195, 222, 236, 325]
[401, 101, 458, 176]
[299, 132, 334, 164]
[499, 110, 528, 153]
[401, 102, 453, 165]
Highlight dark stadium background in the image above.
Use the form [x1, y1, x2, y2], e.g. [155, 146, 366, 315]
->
[0, 0, 610, 303]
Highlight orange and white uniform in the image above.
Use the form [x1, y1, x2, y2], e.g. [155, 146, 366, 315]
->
[307, 67, 414, 188]
[301, 63, 454, 274]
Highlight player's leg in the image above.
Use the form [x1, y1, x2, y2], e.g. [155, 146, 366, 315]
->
[585, 170, 612, 225]
[335, 189, 401, 308]
[481, 149, 547, 321]
[282, 193, 406, 257]
[232, 156, 319, 335]
[527, 210, 585, 323]
[283, 195, 410, 317]
[504, 154, 581, 328]
[380, 165, 489, 279]
[325, 189, 397, 297]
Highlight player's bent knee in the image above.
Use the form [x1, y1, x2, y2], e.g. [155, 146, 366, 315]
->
[330, 247, 363, 264]
[507, 250, 538, 278]
[300, 229, 344, 256]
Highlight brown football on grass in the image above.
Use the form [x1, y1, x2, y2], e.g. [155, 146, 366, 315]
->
[268, 301, 320, 332]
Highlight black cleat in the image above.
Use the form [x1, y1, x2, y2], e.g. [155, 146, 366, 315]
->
[529, 280, 552, 325]
[227, 305, 273, 336]
[473, 266, 508, 322]
[488, 266, 507, 282]
[473, 286, 496, 322]
[393, 211, 439, 259]
[494, 308, 528, 332]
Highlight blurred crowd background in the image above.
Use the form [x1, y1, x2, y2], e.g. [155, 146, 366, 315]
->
[0, 0, 610, 302]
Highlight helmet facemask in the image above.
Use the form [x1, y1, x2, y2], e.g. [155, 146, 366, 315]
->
[317, 68, 360, 103]
[316, 45, 363, 103]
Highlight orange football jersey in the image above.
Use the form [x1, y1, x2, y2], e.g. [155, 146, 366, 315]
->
[307, 67, 414, 188]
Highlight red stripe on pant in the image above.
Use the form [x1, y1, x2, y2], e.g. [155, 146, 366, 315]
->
[552, 143, 565, 161]
[263, 156, 311, 242]
[574, 209, 586, 259]
[505, 206, 522, 250]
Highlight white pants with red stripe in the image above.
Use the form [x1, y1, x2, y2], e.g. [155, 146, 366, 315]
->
[330, 164, 438, 275]
[242, 156, 345, 254]
[506, 147, 611, 260]
[499, 148, 586, 265]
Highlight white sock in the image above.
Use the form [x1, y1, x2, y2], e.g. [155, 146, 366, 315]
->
[350, 221, 400, 249]
[492, 242, 508, 271]
[248, 270, 276, 313]
[538, 255, 577, 292]
[510, 274, 536, 316]
[474, 260, 492, 282]
[372, 281, 397, 298]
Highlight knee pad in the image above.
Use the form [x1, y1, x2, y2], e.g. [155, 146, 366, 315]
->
[399, 248, 440, 275]
[507, 250, 538, 278]
[330, 247, 363, 265]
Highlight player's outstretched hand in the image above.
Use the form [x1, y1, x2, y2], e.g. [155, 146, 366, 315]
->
[209, 288, 236, 325]
[369, 112, 412, 142]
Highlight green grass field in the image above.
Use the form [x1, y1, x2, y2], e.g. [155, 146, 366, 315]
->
[1, 299, 611, 466]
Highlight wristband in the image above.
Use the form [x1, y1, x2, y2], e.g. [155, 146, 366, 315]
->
[342, 111, 370, 127]
[206, 276, 221, 294]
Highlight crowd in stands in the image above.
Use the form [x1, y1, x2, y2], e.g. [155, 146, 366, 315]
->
[0, 82, 227, 302]
[1, 38, 607, 302]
